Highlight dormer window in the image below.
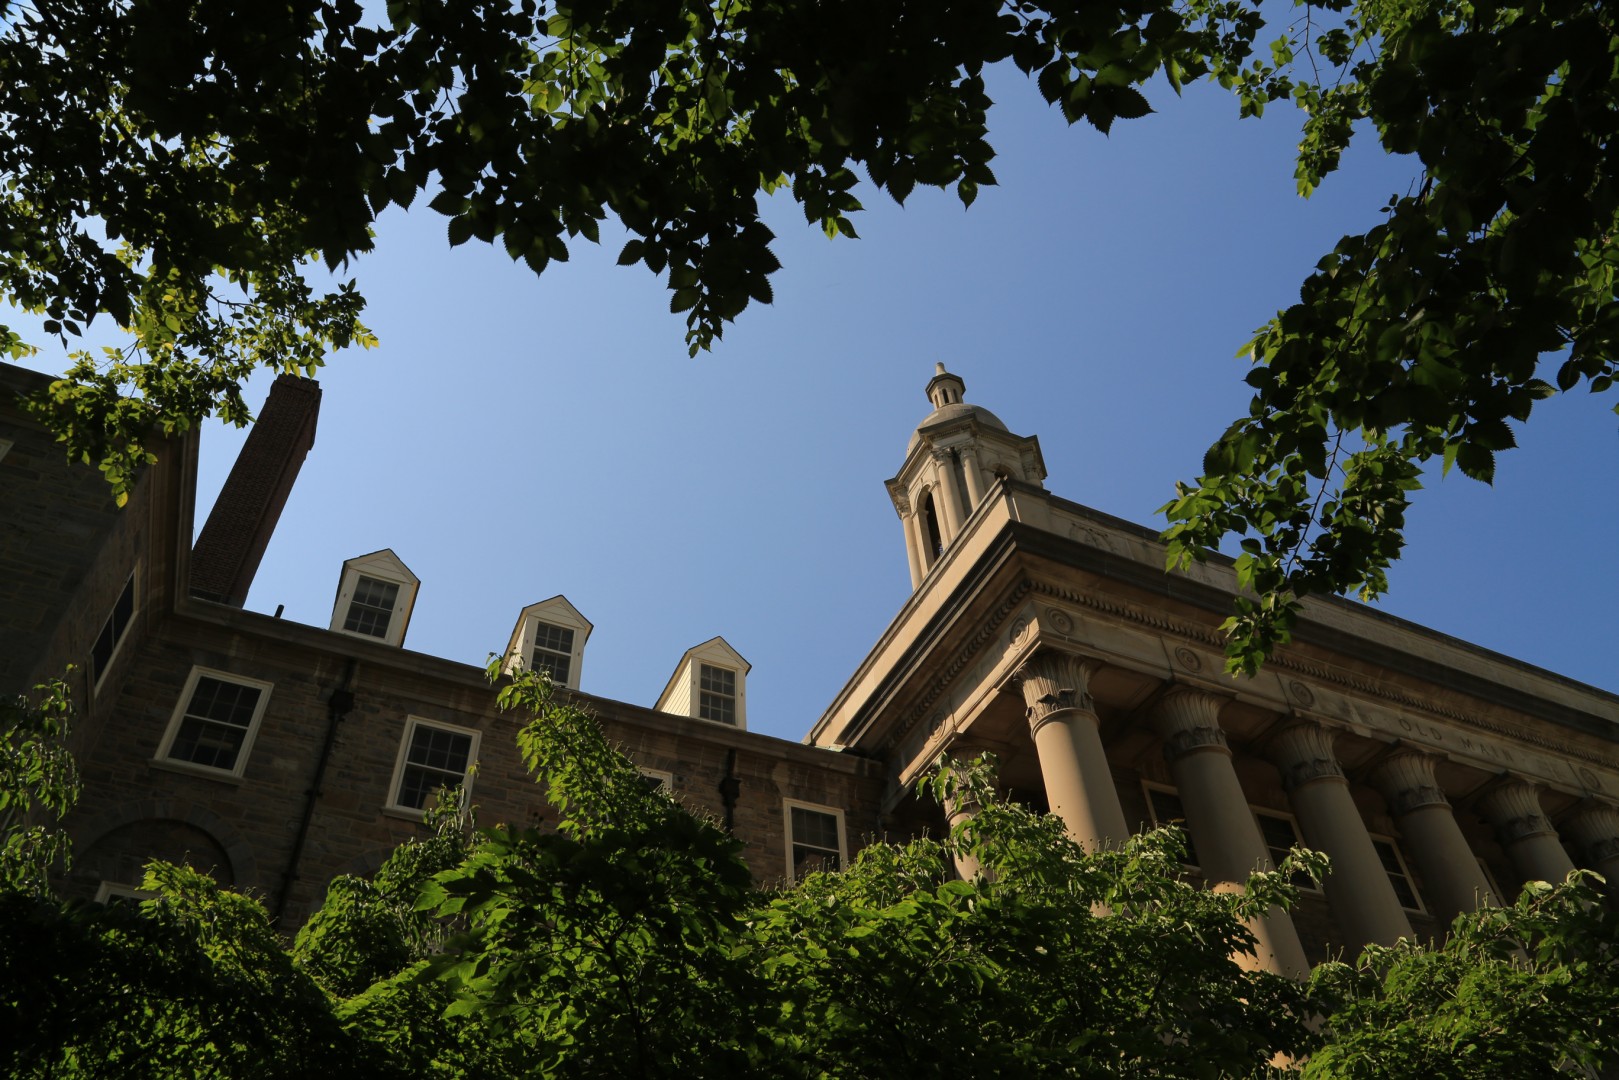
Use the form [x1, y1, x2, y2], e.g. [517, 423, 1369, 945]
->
[503, 596, 592, 690]
[330, 550, 419, 647]
[654, 636, 750, 730]
[344, 576, 399, 638]
[699, 664, 737, 725]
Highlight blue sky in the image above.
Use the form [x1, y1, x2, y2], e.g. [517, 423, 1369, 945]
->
[18, 62, 1619, 740]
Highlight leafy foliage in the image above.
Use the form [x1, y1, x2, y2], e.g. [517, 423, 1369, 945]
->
[0, 676, 78, 895]
[4, 666, 1618, 1075]
[1162, 0, 1619, 672]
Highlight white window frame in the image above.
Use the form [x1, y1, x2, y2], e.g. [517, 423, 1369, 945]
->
[698, 663, 739, 726]
[386, 716, 481, 815]
[525, 618, 582, 688]
[90, 568, 138, 693]
[638, 767, 674, 795]
[94, 881, 156, 905]
[1369, 833, 1427, 914]
[783, 798, 848, 882]
[155, 667, 273, 779]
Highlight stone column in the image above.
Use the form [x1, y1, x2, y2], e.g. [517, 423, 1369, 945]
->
[1269, 723, 1413, 946]
[1564, 802, 1619, 893]
[1371, 752, 1494, 923]
[958, 445, 987, 509]
[930, 450, 965, 541]
[940, 755, 985, 882]
[1013, 650, 1129, 851]
[901, 501, 925, 587]
[1150, 688, 1311, 978]
[1478, 780, 1576, 889]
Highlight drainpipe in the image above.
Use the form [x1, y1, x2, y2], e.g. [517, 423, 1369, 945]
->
[273, 661, 356, 926]
[718, 748, 741, 832]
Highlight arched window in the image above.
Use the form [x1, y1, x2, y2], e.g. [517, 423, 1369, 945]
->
[921, 490, 944, 563]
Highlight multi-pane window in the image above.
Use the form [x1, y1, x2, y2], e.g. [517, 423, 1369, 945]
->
[787, 802, 845, 880]
[1371, 836, 1424, 912]
[698, 664, 736, 725]
[530, 622, 575, 685]
[392, 719, 477, 811]
[90, 574, 136, 687]
[1143, 784, 1201, 867]
[1254, 810, 1318, 890]
[160, 670, 271, 775]
[343, 576, 400, 639]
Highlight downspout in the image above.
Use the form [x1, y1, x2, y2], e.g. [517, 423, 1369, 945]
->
[273, 660, 356, 926]
[718, 748, 741, 832]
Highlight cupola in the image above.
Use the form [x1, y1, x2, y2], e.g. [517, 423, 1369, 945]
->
[886, 364, 1046, 588]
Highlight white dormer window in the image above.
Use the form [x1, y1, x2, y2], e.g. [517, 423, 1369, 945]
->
[654, 636, 750, 730]
[503, 596, 592, 690]
[330, 550, 419, 648]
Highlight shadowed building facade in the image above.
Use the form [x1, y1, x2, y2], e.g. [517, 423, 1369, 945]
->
[5, 360, 1618, 963]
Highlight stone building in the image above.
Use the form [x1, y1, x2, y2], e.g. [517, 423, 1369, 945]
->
[5, 359, 1619, 969]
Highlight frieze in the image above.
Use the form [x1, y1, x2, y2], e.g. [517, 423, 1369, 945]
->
[1028, 581, 1619, 775]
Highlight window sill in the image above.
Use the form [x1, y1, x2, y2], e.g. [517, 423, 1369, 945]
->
[149, 758, 245, 786]
[380, 805, 435, 825]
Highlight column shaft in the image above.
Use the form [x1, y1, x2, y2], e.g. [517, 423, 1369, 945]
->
[1566, 803, 1619, 895]
[931, 451, 965, 540]
[1372, 752, 1494, 924]
[1270, 723, 1412, 947]
[1015, 651, 1129, 850]
[958, 446, 987, 509]
[1152, 689, 1310, 978]
[902, 506, 925, 587]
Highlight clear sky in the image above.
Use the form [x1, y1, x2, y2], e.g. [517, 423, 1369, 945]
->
[18, 62, 1619, 740]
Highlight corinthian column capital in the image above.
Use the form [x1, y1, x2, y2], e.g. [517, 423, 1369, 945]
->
[1371, 751, 1450, 817]
[1566, 803, 1619, 864]
[1268, 722, 1345, 793]
[1012, 650, 1096, 735]
[1478, 780, 1558, 845]
[1149, 686, 1229, 761]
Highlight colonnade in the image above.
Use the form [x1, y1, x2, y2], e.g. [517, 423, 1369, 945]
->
[966, 646, 1619, 976]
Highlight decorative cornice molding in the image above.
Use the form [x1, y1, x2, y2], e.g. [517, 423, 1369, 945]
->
[1027, 581, 1619, 773]
[1150, 686, 1229, 761]
[881, 580, 1035, 753]
[1478, 781, 1559, 846]
[1371, 752, 1451, 816]
[1268, 722, 1346, 792]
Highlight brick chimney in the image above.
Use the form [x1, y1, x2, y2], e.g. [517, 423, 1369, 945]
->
[190, 374, 320, 606]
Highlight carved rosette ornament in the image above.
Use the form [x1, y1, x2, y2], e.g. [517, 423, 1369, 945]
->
[1268, 722, 1346, 792]
[1478, 780, 1559, 846]
[1371, 752, 1451, 817]
[1565, 803, 1619, 864]
[1149, 687, 1229, 761]
[1012, 650, 1096, 737]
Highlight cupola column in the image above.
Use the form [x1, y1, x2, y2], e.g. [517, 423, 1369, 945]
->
[930, 449, 966, 541]
[1012, 650, 1129, 851]
[893, 490, 925, 588]
[1371, 752, 1495, 923]
[957, 444, 987, 509]
[1477, 780, 1576, 889]
[1269, 722, 1413, 946]
[1150, 688, 1311, 977]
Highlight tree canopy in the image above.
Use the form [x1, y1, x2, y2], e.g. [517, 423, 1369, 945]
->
[1, 0, 1614, 666]
[4, 669, 1619, 1077]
